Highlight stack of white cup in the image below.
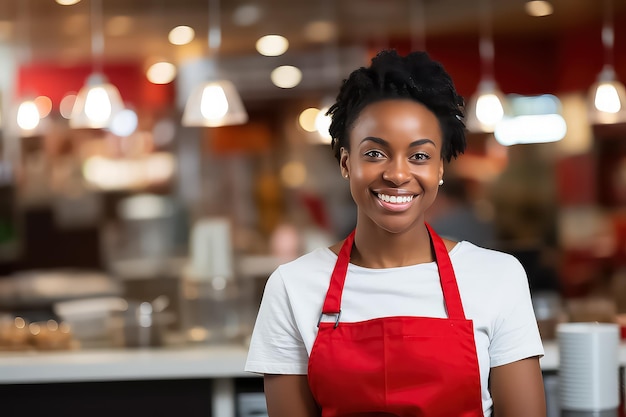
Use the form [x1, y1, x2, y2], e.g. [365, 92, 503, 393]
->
[557, 322, 620, 414]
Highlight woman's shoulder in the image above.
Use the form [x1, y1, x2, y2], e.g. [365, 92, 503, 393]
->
[272, 247, 337, 285]
[279, 246, 336, 269]
[451, 241, 529, 290]
[452, 240, 524, 268]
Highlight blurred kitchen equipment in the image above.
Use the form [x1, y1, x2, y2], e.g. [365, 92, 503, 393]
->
[189, 217, 234, 280]
[181, 217, 252, 344]
[53, 296, 127, 348]
[557, 322, 620, 414]
[113, 295, 174, 348]
[0, 269, 121, 309]
[111, 194, 179, 263]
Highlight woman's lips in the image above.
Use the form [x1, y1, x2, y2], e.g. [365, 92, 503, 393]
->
[376, 192, 415, 212]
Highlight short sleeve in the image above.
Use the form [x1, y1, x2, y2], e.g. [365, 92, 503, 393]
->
[489, 258, 545, 367]
[245, 268, 310, 375]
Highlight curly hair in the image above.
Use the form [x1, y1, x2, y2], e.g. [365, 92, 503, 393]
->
[327, 49, 466, 163]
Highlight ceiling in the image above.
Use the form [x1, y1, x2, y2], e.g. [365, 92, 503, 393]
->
[0, 0, 621, 67]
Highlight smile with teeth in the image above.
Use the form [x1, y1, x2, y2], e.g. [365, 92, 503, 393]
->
[377, 193, 414, 204]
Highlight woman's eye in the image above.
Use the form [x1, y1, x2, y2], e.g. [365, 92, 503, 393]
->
[364, 150, 385, 158]
[411, 152, 430, 161]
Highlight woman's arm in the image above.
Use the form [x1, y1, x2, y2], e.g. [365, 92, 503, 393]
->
[490, 356, 546, 417]
[264, 374, 320, 417]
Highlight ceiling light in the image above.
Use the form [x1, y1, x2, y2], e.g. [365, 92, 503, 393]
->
[271, 65, 302, 89]
[168, 25, 195, 45]
[34, 96, 53, 118]
[298, 108, 320, 132]
[466, 0, 507, 133]
[60, 94, 77, 119]
[494, 94, 566, 146]
[588, 0, 626, 124]
[147, 62, 177, 84]
[71, 74, 124, 129]
[466, 79, 507, 132]
[17, 100, 40, 132]
[110, 109, 138, 137]
[525, 1, 553, 17]
[56, 0, 81, 5]
[183, 80, 247, 127]
[314, 106, 332, 143]
[182, 0, 248, 127]
[256, 35, 289, 56]
[70, 0, 124, 129]
[495, 114, 566, 146]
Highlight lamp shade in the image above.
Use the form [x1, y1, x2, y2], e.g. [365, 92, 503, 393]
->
[465, 79, 507, 133]
[588, 65, 626, 125]
[182, 79, 248, 127]
[70, 73, 125, 129]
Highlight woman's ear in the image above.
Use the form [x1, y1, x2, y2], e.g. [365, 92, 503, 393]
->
[340, 147, 350, 178]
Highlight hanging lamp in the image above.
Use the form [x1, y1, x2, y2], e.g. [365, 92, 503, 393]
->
[182, 0, 247, 127]
[14, 0, 41, 136]
[588, 0, 626, 125]
[309, 0, 338, 145]
[465, 0, 507, 133]
[70, 0, 124, 129]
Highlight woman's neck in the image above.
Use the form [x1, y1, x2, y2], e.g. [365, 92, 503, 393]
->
[349, 222, 434, 269]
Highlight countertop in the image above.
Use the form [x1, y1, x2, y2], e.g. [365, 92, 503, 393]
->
[0, 343, 251, 384]
[0, 340, 566, 385]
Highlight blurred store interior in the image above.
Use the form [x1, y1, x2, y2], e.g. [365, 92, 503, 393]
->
[0, 0, 625, 354]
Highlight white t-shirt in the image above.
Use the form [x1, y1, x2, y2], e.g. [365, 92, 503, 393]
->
[245, 241, 544, 416]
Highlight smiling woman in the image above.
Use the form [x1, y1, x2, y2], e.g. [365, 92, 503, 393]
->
[245, 49, 546, 417]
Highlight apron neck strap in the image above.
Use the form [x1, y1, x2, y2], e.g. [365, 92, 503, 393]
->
[425, 223, 466, 320]
[321, 229, 355, 315]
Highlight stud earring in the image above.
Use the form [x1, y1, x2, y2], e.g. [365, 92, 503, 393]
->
[438, 179, 444, 186]
[344, 173, 349, 179]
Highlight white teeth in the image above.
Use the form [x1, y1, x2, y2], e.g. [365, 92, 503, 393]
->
[377, 193, 413, 204]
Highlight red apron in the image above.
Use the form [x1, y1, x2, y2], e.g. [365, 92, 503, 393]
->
[307, 224, 483, 417]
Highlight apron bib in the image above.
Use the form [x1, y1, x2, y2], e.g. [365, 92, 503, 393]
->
[307, 224, 483, 417]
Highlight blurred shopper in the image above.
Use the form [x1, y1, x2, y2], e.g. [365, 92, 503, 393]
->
[246, 50, 546, 417]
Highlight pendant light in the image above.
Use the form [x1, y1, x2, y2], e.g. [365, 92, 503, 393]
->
[182, 0, 248, 127]
[15, 0, 41, 136]
[70, 0, 124, 129]
[465, 0, 507, 133]
[310, 0, 338, 145]
[588, 0, 626, 125]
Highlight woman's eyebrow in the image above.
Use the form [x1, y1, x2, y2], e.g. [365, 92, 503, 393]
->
[409, 138, 436, 147]
[359, 136, 436, 147]
[359, 136, 387, 146]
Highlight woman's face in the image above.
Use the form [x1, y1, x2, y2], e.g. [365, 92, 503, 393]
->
[340, 99, 444, 234]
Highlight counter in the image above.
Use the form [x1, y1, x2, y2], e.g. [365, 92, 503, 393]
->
[0, 341, 612, 416]
[0, 344, 251, 417]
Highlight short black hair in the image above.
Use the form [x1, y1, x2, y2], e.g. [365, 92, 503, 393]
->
[327, 49, 466, 163]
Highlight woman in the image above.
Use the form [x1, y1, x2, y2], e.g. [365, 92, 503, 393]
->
[245, 50, 546, 417]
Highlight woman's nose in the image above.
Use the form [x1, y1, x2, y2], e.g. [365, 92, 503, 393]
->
[382, 160, 411, 184]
